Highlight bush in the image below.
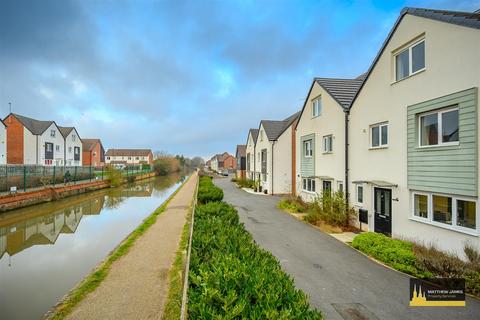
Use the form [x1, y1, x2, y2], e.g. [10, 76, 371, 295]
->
[188, 199, 322, 319]
[278, 196, 308, 213]
[306, 191, 354, 227]
[235, 178, 255, 189]
[352, 232, 430, 277]
[105, 166, 123, 187]
[413, 244, 465, 278]
[126, 175, 136, 183]
[153, 156, 180, 176]
[197, 176, 224, 204]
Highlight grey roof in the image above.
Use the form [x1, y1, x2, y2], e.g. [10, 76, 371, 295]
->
[249, 128, 259, 142]
[350, 7, 480, 108]
[405, 7, 480, 29]
[11, 113, 54, 135]
[315, 78, 364, 109]
[261, 111, 301, 141]
[58, 126, 74, 138]
[236, 145, 246, 157]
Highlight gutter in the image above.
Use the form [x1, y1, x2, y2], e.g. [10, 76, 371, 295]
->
[271, 141, 275, 194]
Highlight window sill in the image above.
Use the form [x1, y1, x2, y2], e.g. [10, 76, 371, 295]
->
[391, 68, 426, 85]
[369, 146, 388, 150]
[322, 151, 333, 155]
[409, 216, 479, 237]
[302, 190, 317, 195]
[416, 142, 459, 150]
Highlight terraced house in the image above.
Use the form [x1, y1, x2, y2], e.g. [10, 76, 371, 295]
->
[295, 77, 363, 202]
[348, 8, 480, 256]
[255, 112, 299, 194]
[59, 126, 82, 166]
[245, 128, 258, 181]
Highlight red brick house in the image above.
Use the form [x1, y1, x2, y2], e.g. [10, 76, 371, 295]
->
[82, 139, 105, 167]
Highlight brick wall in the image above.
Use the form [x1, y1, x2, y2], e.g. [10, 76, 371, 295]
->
[5, 114, 24, 164]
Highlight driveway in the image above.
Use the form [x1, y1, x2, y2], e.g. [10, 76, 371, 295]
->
[214, 177, 480, 320]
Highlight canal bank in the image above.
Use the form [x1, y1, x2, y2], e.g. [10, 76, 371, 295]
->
[47, 171, 198, 320]
[0, 171, 156, 212]
[0, 173, 187, 320]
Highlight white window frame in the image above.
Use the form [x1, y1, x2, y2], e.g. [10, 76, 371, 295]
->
[312, 96, 321, 117]
[394, 38, 425, 82]
[55, 145, 60, 152]
[356, 184, 364, 204]
[337, 181, 343, 193]
[370, 122, 388, 149]
[68, 147, 72, 153]
[323, 135, 333, 153]
[72, 134, 76, 141]
[418, 106, 459, 148]
[410, 191, 479, 236]
[302, 177, 316, 193]
[50, 129, 56, 138]
[304, 139, 313, 157]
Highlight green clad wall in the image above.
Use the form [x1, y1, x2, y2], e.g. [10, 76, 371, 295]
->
[300, 133, 315, 177]
[407, 87, 478, 197]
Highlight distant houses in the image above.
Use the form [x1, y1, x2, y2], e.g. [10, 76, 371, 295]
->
[235, 145, 246, 179]
[207, 152, 236, 172]
[225, 6, 480, 257]
[105, 149, 153, 167]
[82, 139, 105, 167]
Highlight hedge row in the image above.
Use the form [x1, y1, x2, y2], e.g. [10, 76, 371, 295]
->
[188, 178, 322, 319]
[197, 176, 224, 204]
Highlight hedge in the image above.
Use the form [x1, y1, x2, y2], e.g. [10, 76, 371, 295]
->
[197, 176, 224, 204]
[188, 181, 322, 319]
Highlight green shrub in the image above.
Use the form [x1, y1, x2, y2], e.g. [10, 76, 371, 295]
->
[278, 196, 307, 213]
[189, 192, 322, 318]
[105, 166, 123, 187]
[126, 175, 136, 183]
[413, 244, 465, 278]
[308, 191, 354, 227]
[352, 232, 430, 277]
[197, 176, 224, 204]
[235, 178, 255, 189]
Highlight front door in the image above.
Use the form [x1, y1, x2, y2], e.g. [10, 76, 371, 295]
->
[374, 188, 392, 236]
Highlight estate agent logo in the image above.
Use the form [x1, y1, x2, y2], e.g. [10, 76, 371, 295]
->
[410, 278, 465, 307]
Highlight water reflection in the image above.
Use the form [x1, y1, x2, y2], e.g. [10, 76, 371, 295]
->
[0, 173, 184, 320]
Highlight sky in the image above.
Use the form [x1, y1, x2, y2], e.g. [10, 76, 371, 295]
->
[0, 0, 479, 159]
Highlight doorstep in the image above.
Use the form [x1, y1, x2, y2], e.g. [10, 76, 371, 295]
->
[241, 188, 270, 196]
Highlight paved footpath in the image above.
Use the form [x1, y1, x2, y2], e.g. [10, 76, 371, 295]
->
[66, 172, 198, 320]
[215, 177, 480, 320]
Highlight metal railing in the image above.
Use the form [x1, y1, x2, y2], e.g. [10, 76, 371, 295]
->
[0, 164, 153, 193]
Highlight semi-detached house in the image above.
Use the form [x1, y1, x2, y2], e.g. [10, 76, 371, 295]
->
[255, 112, 299, 195]
[245, 128, 259, 181]
[295, 77, 363, 202]
[4, 113, 77, 166]
[59, 126, 82, 166]
[348, 7, 480, 256]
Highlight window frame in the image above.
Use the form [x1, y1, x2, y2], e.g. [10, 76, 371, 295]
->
[50, 129, 56, 138]
[323, 135, 333, 153]
[312, 96, 322, 118]
[370, 122, 389, 149]
[356, 185, 364, 204]
[302, 177, 316, 193]
[304, 139, 313, 158]
[394, 38, 425, 82]
[410, 191, 479, 236]
[417, 106, 459, 148]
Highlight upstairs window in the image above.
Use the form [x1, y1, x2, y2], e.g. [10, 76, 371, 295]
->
[68, 147, 72, 153]
[55, 145, 60, 152]
[419, 107, 458, 146]
[371, 123, 388, 148]
[323, 135, 333, 153]
[72, 134, 76, 141]
[312, 97, 322, 117]
[395, 39, 425, 81]
[50, 129, 56, 138]
[304, 139, 313, 157]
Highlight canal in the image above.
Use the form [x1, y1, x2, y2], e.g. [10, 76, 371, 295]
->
[0, 174, 186, 320]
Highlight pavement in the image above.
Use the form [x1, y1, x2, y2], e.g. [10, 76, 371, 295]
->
[214, 177, 480, 320]
[65, 172, 198, 320]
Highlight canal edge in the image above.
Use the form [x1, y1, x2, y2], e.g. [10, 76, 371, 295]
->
[43, 173, 195, 320]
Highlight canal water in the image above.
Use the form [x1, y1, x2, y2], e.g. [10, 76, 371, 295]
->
[0, 174, 186, 320]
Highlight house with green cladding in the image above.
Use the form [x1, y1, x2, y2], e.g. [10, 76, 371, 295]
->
[348, 7, 480, 256]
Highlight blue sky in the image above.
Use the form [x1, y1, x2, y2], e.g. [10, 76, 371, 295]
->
[0, 0, 478, 158]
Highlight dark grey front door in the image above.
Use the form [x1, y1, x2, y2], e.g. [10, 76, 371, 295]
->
[374, 188, 392, 236]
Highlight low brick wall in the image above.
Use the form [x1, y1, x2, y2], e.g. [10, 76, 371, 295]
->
[0, 172, 157, 212]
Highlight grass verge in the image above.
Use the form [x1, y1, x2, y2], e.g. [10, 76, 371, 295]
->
[47, 174, 193, 320]
[162, 180, 197, 319]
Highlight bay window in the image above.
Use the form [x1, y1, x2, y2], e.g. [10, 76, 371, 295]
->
[419, 107, 458, 146]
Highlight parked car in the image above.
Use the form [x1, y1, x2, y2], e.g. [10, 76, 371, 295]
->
[221, 169, 229, 176]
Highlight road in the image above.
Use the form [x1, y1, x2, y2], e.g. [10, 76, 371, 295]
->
[214, 177, 480, 320]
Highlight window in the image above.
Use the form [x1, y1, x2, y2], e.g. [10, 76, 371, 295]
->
[312, 97, 322, 117]
[72, 134, 76, 141]
[50, 129, 56, 137]
[371, 123, 388, 148]
[304, 139, 313, 157]
[413, 194, 428, 218]
[395, 39, 425, 81]
[107, 156, 110, 160]
[302, 178, 316, 192]
[46, 144, 53, 152]
[322, 180, 331, 193]
[68, 147, 72, 153]
[411, 192, 477, 233]
[337, 181, 343, 193]
[136, 157, 139, 160]
[55, 145, 60, 152]
[74, 147, 79, 154]
[357, 185, 364, 204]
[419, 107, 458, 146]
[128, 157, 132, 160]
[323, 135, 332, 153]
[260, 131, 264, 141]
